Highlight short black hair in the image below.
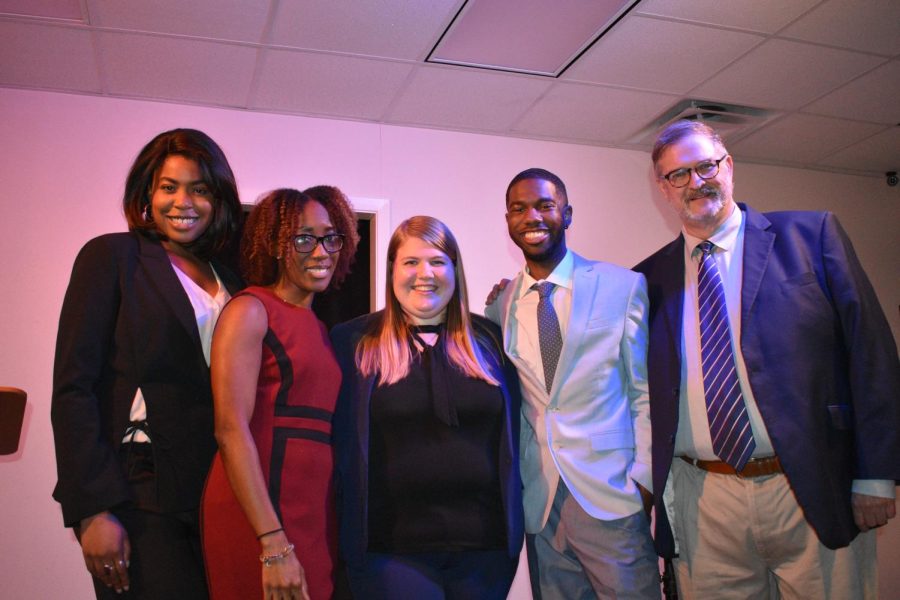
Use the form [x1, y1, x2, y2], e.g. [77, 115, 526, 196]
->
[505, 168, 568, 205]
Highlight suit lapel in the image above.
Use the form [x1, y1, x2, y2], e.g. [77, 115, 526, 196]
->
[137, 236, 205, 357]
[552, 254, 594, 400]
[739, 204, 774, 328]
[658, 237, 686, 362]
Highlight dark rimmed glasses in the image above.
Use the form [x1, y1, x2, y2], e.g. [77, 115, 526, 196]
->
[292, 233, 344, 254]
[661, 155, 729, 188]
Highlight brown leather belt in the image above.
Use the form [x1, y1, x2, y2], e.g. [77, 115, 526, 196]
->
[680, 455, 783, 478]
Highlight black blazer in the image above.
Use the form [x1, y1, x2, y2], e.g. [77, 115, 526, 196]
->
[634, 204, 900, 557]
[51, 232, 242, 527]
[330, 312, 525, 568]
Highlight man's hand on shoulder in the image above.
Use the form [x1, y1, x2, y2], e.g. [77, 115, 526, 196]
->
[485, 279, 511, 306]
[851, 492, 897, 531]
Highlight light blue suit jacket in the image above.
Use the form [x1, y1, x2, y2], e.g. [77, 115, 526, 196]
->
[486, 251, 652, 533]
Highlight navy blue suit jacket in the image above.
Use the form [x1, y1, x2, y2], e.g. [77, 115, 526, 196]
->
[330, 312, 525, 568]
[634, 204, 900, 557]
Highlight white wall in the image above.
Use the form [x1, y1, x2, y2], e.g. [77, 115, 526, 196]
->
[1, 87, 897, 599]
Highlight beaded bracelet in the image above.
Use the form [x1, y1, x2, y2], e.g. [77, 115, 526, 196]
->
[260, 543, 295, 568]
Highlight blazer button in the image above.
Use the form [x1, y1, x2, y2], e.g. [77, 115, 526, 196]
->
[669, 435, 675, 445]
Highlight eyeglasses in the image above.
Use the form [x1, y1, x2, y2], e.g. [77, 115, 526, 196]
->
[661, 155, 729, 188]
[292, 233, 344, 254]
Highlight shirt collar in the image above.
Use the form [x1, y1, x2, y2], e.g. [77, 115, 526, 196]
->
[683, 202, 743, 257]
[519, 249, 574, 299]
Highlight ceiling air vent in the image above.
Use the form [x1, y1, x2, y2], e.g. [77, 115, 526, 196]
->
[628, 99, 777, 146]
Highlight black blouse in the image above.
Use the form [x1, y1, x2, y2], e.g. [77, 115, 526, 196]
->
[367, 325, 506, 553]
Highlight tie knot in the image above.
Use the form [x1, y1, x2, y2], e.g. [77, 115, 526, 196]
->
[532, 281, 555, 299]
[698, 240, 716, 256]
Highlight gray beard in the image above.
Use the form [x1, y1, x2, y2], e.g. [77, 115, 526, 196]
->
[681, 187, 726, 228]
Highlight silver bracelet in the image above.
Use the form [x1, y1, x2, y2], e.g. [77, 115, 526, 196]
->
[259, 543, 295, 568]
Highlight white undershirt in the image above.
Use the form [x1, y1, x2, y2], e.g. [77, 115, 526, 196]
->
[123, 263, 229, 443]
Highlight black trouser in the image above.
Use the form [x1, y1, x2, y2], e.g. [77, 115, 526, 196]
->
[91, 443, 208, 599]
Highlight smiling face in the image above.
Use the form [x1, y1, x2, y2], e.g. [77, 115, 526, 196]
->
[391, 236, 456, 325]
[277, 200, 339, 308]
[655, 132, 736, 238]
[505, 177, 572, 280]
[150, 155, 213, 254]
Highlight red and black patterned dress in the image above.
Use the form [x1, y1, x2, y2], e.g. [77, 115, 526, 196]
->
[202, 286, 340, 600]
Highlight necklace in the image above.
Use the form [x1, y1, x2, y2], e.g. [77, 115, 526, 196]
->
[272, 287, 308, 308]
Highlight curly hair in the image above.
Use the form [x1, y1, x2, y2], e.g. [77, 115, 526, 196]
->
[240, 187, 359, 287]
[122, 128, 242, 260]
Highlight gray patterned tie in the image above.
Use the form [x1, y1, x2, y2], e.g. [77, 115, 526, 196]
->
[533, 281, 563, 394]
[697, 241, 755, 470]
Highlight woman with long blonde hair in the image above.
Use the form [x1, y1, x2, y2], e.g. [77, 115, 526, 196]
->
[331, 216, 524, 599]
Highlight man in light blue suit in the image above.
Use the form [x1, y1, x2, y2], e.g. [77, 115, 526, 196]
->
[486, 168, 659, 599]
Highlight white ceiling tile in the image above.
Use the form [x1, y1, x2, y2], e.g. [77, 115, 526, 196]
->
[817, 126, 900, 173]
[0, 0, 82, 20]
[635, 0, 821, 33]
[804, 60, 900, 125]
[98, 32, 257, 106]
[565, 16, 762, 93]
[431, 0, 635, 76]
[86, 0, 270, 42]
[386, 66, 551, 131]
[270, 0, 461, 60]
[0, 0, 893, 177]
[513, 83, 676, 143]
[729, 114, 885, 163]
[780, 0, 900, 55]
[691, 39, 883, 110]
[253, 49, 413, 119]
[0, 22, 100, 91]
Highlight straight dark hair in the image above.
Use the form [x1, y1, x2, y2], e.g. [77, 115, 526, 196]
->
[122, 128, 242, 260]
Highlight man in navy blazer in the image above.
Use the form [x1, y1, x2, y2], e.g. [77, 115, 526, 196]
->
[634, 120, 900, 599]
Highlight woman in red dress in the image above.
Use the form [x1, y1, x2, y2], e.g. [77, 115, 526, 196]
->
[202, 187, 358, 600]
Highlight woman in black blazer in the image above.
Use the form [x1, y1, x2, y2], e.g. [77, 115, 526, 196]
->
[51, 129, 243, 598]
[330, 216, 524, 599]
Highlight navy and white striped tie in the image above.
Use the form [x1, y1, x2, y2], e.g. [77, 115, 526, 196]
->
[697, 241, 755, 470]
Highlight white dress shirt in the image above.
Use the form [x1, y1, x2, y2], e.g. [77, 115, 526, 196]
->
[507, 249, 574, 392]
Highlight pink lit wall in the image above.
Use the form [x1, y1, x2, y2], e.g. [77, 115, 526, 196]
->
[1, 87, 897, 599]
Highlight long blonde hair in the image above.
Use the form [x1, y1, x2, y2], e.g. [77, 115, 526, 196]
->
[355, 216, 499, 387]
